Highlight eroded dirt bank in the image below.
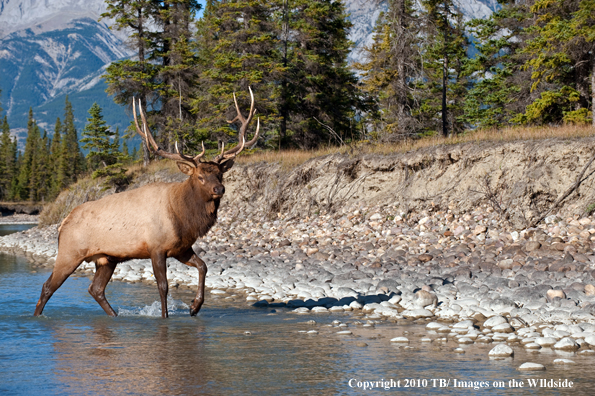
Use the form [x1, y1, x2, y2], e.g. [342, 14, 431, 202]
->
[37, 137, 595, 230]
[224, 137, 595, 228]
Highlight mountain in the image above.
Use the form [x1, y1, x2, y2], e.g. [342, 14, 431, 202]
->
[0, 0, 132, 146]
[0, 0, 499, 148]
[0, 18, 131, 141]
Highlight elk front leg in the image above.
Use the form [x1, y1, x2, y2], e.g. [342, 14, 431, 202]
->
[176, 248, 208, 316]
[151, 252, 169, 318]
[34, 253, 84, 316]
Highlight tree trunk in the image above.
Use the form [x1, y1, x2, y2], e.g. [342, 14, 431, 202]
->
[592, 59, 595, 127]
[395, 0, 407, 134]
[441, 0, 450, 138]
[442, 56, 448, 137]
[137, 8, 150, 167]
[279, 0, 289, 150]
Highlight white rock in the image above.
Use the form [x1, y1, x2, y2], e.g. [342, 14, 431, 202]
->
[483, 315, 507, 328]
[370, 213, 383, 221]
[489, 344, 514, 357]
[336, 330, 352, 335]
[492, 323, 514, 333]
[390, 337, 409, 343]
[362, 303, 382, 313]
[553, 359, 576, 365]
[507, 334, 519, 342]
[518, 362, 546, 371]
[535, 336, 557, 348]
[554, 337, 579, 351]
[426, 322, 443, 330]
[401, 308, 433, 319]
[453, 320, 475, 329]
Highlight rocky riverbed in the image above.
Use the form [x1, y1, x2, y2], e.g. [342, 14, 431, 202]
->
[2, 201, 595, 359]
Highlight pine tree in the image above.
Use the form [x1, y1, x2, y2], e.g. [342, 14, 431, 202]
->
[29, 130, 52, 202]
[464, 2, 533, 129]
[103, 0, 202, 163]
[572, 0, 595, 126]
[280, 0, 363, 148]
[122, 135, 130, 160]
[155, 1, 202, 151]
[81, 103, 129, 186]
[417, 0, 469, 136]
[49, 117, 63, 198]
[15, 109, 41, 201]
[8, 138, 18, 201]
[0, 115, 17, 201]
[102, 0, 160, 166]
[355, 0, 421, 139]
[131, 145, 138, 162]
[56, 96, 85, 191]
[193, 0, 282, 150]
[514, 0, 595, 125]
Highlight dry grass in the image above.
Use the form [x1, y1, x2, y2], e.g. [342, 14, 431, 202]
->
[237, 124, 595, 168]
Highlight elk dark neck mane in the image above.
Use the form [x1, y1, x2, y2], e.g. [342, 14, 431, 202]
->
[168, 178, 220, 246]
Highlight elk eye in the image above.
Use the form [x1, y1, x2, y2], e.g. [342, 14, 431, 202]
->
[197, 176, 205, 184]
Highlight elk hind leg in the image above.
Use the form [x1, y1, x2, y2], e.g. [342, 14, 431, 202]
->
[34, 252, 84, 316]
[176, 248, 207, 316]
[88, 256, 118, 317]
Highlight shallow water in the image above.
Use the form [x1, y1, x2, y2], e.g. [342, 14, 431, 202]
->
[0, 225, 593, 395]
[0, 223, 36, 236]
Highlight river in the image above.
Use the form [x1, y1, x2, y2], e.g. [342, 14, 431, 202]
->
[0, 224, 591, 395]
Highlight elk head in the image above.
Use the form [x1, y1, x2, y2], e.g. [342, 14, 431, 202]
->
[132, 88, 260, 200]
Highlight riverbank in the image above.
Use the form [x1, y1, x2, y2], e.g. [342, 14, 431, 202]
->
[2, 198, 595, 350]
[2, 137, 595, 357]
[0, 214, 39, 225]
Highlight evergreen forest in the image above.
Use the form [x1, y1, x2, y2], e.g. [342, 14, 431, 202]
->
[0, 0, 593, 202]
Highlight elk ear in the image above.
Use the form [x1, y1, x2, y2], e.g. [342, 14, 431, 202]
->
[219, 158, 235, 173]
[176, 161, 195, 175]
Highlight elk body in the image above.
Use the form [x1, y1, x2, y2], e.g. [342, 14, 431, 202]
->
[33, 89, 259, 318]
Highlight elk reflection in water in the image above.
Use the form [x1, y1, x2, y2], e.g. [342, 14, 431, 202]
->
[45, 317, 213, 395]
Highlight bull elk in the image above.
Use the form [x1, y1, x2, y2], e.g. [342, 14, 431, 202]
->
[34, 89, 259, 318]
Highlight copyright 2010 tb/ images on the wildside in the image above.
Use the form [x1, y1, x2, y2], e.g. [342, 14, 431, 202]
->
[347, 378, 574, 391]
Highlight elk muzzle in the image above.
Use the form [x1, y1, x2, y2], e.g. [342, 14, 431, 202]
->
[212, 185, 225, 198]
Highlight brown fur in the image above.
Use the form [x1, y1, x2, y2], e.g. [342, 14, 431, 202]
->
[34, 161, 231, 318]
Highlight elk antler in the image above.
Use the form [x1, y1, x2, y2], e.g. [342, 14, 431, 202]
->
[133, 98, 205, 166]
[214, 86, 260, 163]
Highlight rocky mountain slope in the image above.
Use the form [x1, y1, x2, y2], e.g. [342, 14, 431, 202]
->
[0, 0, 133, 141]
